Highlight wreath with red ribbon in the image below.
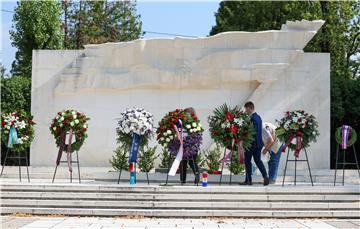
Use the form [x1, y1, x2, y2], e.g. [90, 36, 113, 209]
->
[156, 108, 204, 159]
[276, 110, 319, 157]
[208, 104, 255, 152]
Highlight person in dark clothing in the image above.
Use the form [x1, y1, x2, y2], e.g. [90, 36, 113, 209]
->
[240, 101, 269, 186]
[180, 155, 200, 184]
[180, 107, 200, 185]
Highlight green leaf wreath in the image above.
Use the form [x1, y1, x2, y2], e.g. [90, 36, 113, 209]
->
[276, 110, 320, 150]
[1, 110, 35, 152]
[50, 109, 90, 152]
[208, 104, 255, 151]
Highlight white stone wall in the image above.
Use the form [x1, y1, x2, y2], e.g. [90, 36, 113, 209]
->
[31, 20, 330, 170]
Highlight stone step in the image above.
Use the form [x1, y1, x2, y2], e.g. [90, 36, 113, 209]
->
[2, 191, 359, 202]
[1, 183, 358, 218]
[1, 184, 359, 194]
[2, 199, 358, 210]
[1, 167, 358, 184]
[2, 207, 359, 218]
[62, 67, 81, 75]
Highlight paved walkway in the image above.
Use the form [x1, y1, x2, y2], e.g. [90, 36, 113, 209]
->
[1, 216, 359, 229]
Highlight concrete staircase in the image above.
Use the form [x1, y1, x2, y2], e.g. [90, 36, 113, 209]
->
[1, 183, 359, 218]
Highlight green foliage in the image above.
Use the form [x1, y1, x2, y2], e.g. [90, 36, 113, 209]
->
[1, 110, 35, 153]
[210, 1, 321, 35]
[62, 0, 142, 49]
[204, 144, 222, 173]
[1, 76, 31, 113]
[227, 151, 245, 175]
[116, 131, 149, 154]
[159, 147, 172, 169]
[109, 145, 129, 172]
[10, 0, 63, 77]
[196, 151, 206, 168]
[208, 103, 255, 151]
[138, 146, 158, 173]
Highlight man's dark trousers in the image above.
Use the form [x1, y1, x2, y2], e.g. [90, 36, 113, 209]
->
[245, 112, 268, 182]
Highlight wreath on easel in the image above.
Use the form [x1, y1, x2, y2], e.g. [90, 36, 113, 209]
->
[335, 126, 357, 148]
[50, 109, 90, 153]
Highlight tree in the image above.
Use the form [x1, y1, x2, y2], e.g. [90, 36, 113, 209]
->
[62, 0, 142, 49]
[210, 1, 360, 168]
[138, 146, 158, 173]
[210, 1, 321, 35]
[1, 75, 32, 113]
[10, 0, 63, 77]
[109, 145, 129, 172]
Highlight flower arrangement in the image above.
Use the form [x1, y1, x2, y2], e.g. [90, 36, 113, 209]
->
[276, 110, 319, 156]
[50, 109, 89, 152]
[1, 110, 35, 152]
[156, 108, 204, 159]
[116, 107, 154, 149]
[208, 104, 255, 151]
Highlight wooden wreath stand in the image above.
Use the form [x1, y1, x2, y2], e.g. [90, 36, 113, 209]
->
[282, 147, 314, 186]
[1, 149, 30, 182]
[334, 144, 360, 186]
[52, 151, 81, 183]
[219, 147, 234, 186]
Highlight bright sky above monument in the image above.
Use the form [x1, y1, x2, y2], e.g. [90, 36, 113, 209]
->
[1, 1, 220, 75]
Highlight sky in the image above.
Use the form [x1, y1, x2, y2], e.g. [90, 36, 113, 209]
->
[0, 0, 220, 75]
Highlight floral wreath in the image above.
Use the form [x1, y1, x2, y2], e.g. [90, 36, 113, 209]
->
[335, 126, 357, 148]
[1, 110, 35, 152]
[156, 108, 204, 159]
[116, 107, 154, 149]
[208, 104, 255, 151]
[50, 109, 89, 152]
[276, 110, 319, 156]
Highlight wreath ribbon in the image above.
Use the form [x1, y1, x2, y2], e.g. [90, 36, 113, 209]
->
[221, 138, 245, 164]
[7, 126, 19, 148]
[281, 131, 303, 158]
[168, 120, 183, 176]
[335, 126, 357, 149]
[128, 133, 140, 163]
[55, 130, 74, 172]
[221, 122, 245, 164]
[341, 125, 351, 150]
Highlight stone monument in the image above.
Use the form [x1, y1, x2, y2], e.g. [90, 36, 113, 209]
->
[31, 20, 329, 170]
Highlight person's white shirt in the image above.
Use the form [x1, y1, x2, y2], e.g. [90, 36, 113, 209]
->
[262, 122, 281, 153]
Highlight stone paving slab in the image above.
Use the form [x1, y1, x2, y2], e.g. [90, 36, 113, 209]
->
[1, 216, 357, 229]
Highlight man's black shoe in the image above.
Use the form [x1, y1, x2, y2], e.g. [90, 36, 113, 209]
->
[263, 177, 270, 186]
[194, 173, 200, 184]
[239, 181, 252, 185]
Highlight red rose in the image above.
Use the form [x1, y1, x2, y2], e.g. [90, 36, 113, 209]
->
[225, 112, 234, 121]
[230, 126, 238, 134]
[83, 128, 87, 132]
[1, 121, 5, 126]
[28, 120, 33, 124]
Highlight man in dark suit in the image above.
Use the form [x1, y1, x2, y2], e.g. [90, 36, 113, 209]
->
[240, 101, 269, 186]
